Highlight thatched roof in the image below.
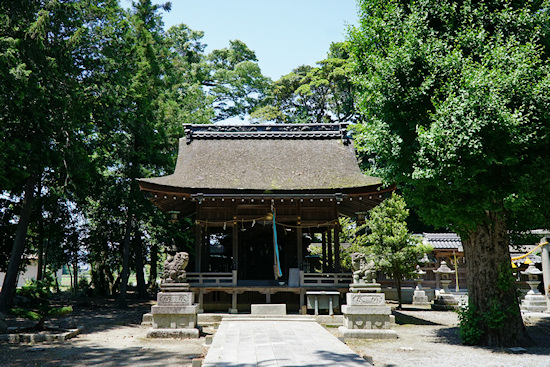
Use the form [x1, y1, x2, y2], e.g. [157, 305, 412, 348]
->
[138, 123, 381, 192]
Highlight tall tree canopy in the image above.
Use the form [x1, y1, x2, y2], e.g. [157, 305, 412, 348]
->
[0, 0, 104, 311]
[0, 0, 272, 310]
[350, 0, 550, 346]
[251, 42, 359, 124]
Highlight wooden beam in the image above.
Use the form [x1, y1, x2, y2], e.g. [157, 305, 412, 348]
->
[232, 216, 238, 271]
[195, 222, 202, 272]
[322, 232, 327, 273]
[327, 228, 333, 272]
[334, 223, 341, 273]
[297, 221, 303, 271]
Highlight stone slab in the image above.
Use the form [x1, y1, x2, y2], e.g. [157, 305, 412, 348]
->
[346, 292, 386, 306]
[341, 305, 391, 315]
[160, 283, 190, 292]
[0, 327, 83, 344]
[151, 304, 199, 314]
[250, 303, 286, 315]
[157, 292, 194, 306]
[203, 319, 371, 366]
[146, 328, 199, 339]
[349, 283, 382, 293]
[339, 326, 397, 339]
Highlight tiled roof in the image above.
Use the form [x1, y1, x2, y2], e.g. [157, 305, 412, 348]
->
[422, 233, 462, 250]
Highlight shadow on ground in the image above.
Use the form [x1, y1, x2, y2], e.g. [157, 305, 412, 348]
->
[432, 317, 550, 356]
[203, 349, 370, 367]
[0, 342, 203, 367]
[392, 310, 442, 326]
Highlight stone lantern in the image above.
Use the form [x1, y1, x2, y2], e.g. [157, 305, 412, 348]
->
[520, 262, 547, 312]
[522, 263, 543, 295]
[412, 265, 429, 306]
[431, 261, 458, 310]
[433, 260, 454, 293]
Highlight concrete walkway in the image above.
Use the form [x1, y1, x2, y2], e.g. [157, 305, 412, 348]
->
[202, 318, 370, 367]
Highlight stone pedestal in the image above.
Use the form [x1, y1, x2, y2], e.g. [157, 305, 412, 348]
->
[413, 290, 430, 306]
[431, 292, 459, 311]
[521, 294, 548, 313]
[412, 265, 430, 306]
[431, 262, 459, 310]
[146, 283, 200, 338]
[520, 263, 547, 313]
[339, 290, 397, 339]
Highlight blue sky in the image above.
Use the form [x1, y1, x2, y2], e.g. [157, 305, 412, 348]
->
[152, 0, 359, 80]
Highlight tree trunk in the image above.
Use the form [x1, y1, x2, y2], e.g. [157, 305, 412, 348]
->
[133, 231, 148, 299]
[461, 211, 532, 346]
[396, 275, 403, 310]
[72, 260, 78, 293]
[68, 263, 74, 290]
[36, 203, 44, 282]
[42, 240, 49, 284]
[111, 273, 121, 298]
[117, 212, 133, 308]
[148, 243, 158, 291]
[0, 174, 38, 312]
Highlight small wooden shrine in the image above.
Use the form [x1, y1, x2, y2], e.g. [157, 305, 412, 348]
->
[138, 123, 391, 312]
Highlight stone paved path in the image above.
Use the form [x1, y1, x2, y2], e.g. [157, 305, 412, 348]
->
[202, 319, 370, 367]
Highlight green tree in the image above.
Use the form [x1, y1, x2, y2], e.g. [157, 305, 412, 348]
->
[206, 40, 272, 121]
[0, 0, 104, 312]
[252, 42, 359, 124]
[87, 0, 174, 307]
[350, 0, 550, 346]
[365, 194, 428, 309]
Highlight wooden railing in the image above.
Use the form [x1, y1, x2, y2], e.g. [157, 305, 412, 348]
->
[187, 271, 237, 286]
[299, 271, 352, 287]
[186, 270, 352, 288]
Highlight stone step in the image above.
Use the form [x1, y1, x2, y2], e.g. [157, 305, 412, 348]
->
[141, 313, 153, 328]
[198, 313, 345, 326]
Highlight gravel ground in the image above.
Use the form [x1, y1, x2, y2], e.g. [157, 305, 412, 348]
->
[337, 307, 550, 367]
[0, 299, 208, 367]
[1, 300, 549, 367]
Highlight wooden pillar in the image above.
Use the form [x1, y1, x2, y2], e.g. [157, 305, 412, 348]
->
[195, 222, 202, 272]
[322, 232, 327, 273]
[230, 291, 238, 314]
[232, 217, 238, 271]
[297, 218, 303, 270]
[198, 289, 204, 313]
[327, 228, 333, 272]
[334, 223, 341, 273]
[300, 289, 305, 315]
[201, 228, 209, 271]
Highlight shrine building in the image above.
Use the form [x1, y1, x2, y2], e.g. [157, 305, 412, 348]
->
[138, 123, 392, 312]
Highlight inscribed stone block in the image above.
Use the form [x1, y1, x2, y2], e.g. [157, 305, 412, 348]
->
[346, 292, 385, 306]
[157, 292, 194, 306]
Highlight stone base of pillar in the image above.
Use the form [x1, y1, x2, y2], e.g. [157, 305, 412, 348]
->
[412, 290, 430, 306]
[146, 286, 200, 339]
[229, 308, 238, 314]
[339, 292, 397, 340]
[431, 293, 459, 311]
[338, 326, 397, 339]
[521, 294, 548, 313]
[141, 313, 152, 328]
[146, 328, 200, 338]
